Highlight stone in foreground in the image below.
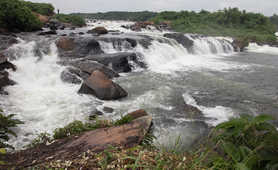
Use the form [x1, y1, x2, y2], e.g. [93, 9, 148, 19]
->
[78, 70, 127, 100]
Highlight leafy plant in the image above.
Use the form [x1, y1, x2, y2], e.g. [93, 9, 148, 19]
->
[197, 114, 278, 170]
[0, 110, 23, 149]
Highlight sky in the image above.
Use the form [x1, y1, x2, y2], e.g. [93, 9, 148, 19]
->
[29, 0, 278, 16]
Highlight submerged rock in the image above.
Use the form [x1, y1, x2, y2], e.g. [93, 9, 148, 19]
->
[78, 70, 127, 100]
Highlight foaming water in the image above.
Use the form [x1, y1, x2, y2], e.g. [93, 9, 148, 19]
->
[183, 93, 234, 126]
[134, 38, 244, 74]
[0, 40, 95, 149]
[247, 43, 278, 55]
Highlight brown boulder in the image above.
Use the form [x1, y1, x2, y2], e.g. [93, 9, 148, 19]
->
[88, 27, 108, 35]
[127, 109, 148, 120]
[78, 70, 127, 100]
[56, 37, 75, 51]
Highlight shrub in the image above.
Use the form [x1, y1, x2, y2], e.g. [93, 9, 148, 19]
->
[0, 0, 42, 32]
[22, 1, 55, 16]
[194, 114, 278, 170]
[53, 14, 86, 27]
[0, 110, 23, 149]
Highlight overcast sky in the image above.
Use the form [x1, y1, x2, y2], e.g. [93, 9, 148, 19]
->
[29, 0, 278, 16]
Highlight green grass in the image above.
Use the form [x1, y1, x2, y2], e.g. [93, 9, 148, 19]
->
[53, 14, 86, 27]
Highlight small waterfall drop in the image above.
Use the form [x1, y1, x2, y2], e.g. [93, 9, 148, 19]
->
[0, 39, 95, 149]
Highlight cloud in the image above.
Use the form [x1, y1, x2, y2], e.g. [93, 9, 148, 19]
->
[28, 0, 278, 16]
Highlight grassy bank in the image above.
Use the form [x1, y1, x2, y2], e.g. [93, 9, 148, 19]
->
[53, 14, 86, 27]
[151, 8, 277, 44]
[20, 114, 277, 169]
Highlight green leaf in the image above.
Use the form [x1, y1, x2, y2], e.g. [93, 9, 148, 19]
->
[222, 141, 241, 163]
[235, 163, 250, 170]
[252, 115, 273, 124]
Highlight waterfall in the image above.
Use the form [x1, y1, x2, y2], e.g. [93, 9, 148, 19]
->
[0, 39, 95, 150]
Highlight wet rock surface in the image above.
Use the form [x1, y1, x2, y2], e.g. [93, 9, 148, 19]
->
[78, 70, 128, 100]
[164, 33, 194, 52]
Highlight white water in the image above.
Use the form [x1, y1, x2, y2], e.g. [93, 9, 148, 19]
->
[0, 40, 95, 149]
[0, 21, 254, 149]
[247, 43, 278, 55]
[182, 93, 234, 126]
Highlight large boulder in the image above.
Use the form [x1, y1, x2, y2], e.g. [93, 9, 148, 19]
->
[56, 37, 75, 51]
[66, 60, 119, 79]
[56, 37, 103, 58]
[88, 27, 108, 35]
[78, 70, 127, 100]
[164, 33, 194, 52]
[85, 52, 145, 73]
[0, 35, 19, 52]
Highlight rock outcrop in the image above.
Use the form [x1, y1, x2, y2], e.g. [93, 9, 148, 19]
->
[232, 38, 249, 52]
[7, 110, 152, 168]
[56, 37, 104, 58]
[78, 70, 127, 100]
[84, 52, 145, 73]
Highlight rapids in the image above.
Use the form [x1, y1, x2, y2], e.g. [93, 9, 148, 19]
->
[1, 21, 278, 150]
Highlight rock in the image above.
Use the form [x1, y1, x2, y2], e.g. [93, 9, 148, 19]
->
[60, 69, 82, 84]
[7, 111, 152, 166]
[0, 53, 8, 64]
[48, 19, 60, 31]
[164, 33, 194, 52]
[85, 52, 145, 73]
[56, 37, 75, 51]
[127, 109, 148, 120]
[68, 60, 119, 79]
[57, 37, 103, 58]
[0, 35, 19, 51]
[88, 27, 108, 35]
[232, 38, 249, 52]
[0, 61, 17, 71]
[78, 32, 85, 35]
[103, 107, 114, 113]
[38, 30, 57, 36]
[78, 70, 128, 100]
[0, 71, 15, 89]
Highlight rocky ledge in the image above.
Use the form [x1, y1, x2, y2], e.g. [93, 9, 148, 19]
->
[4, 110, 152, 168]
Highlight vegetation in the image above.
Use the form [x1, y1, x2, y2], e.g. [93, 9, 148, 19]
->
[72, 11, 157, 22]
[270, 14, 278, 30]
[30, 114, 278, 169]
[0, 110, 23, 149]
[21, 1, 54, 16]
[0, 0, 43, 32]
[53, 14, 86, 27]
[53, 114, 135, 139]
[152, 8, 277, 44]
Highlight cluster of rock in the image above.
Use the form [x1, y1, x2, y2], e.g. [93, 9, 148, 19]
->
[0, 35, 18, 94]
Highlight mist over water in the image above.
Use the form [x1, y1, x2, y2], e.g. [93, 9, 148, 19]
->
[1, 21, 278, 150]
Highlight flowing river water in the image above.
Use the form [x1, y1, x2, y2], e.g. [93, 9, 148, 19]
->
[1, 21, 278, 150]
